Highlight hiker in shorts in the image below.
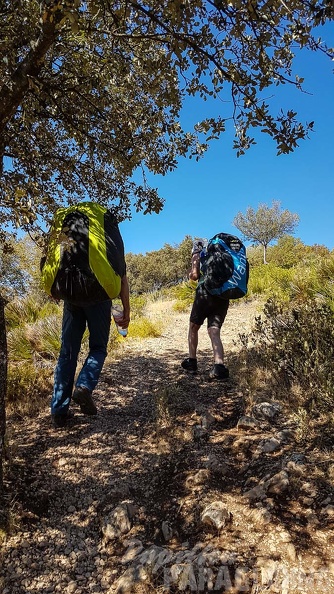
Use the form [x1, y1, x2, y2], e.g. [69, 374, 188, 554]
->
[181, 238, 230, 380]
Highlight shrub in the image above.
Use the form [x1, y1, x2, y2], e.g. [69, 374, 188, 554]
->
[288, 263, 321, 303]
[7, 326, 34, 362]
[248, 253, 334, 306]
[312, 255, 334, 312]
[128, 294, 148, 316]
[247, 264, 294, 301]
[249, 298, 334, 409]
[5, 296, 42, 329]
[7, 362, 53, 417]
[8, 313, 64, 362]
[173, 281, 196, 311]
[25, 315, 63, 359]
[37, 300, 62, 320]
[127, 317, 162, 339]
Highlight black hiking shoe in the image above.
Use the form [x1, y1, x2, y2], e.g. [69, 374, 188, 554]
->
[51, 410, 74, 429]
[209, 364, 229, 381]
[181, 358, 198, 374]
[72, 386, 97, 416]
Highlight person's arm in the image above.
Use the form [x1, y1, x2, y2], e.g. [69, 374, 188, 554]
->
[189, 238, 205, 281]
[189, 252, 201, 281]
[118, 274, 130, 328]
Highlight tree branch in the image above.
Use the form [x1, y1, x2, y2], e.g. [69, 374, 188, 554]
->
[0, 7, 59, 133]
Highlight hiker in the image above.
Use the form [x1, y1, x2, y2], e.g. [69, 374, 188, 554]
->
[41, 202, 130, 428]
[181, 238, 230, 380]
[181, 234, 248, 380]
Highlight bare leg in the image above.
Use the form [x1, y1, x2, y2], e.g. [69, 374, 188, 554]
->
[207, 326, 224, 364]
[188, 322, 200, 359]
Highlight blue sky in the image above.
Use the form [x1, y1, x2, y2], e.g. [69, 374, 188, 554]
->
[120, 31, 334, 255]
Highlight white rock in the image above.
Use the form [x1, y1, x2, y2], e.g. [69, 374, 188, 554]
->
[101, 504, 132, 543]
[201, 501, 232, 530]
[257, 558, 279, 585]
[114, 566, 148, 593]
[258, 437, 281, 453]
[237, 416, 258, 430]
[252, 401, 281, 421]
[285, 542, 297, 562]
[244, 484, 267, 501]
[162, 520, 173, 542]
[266, 471, 289, 495]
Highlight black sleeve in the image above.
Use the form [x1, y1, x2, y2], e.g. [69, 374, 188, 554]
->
[104, 211, 126, 277]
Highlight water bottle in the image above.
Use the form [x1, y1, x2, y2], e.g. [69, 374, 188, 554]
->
[111, 304, 128, 337]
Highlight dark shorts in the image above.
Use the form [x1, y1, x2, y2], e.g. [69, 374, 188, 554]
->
[190, 285, 229, 329]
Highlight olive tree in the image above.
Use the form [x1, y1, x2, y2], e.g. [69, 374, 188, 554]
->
[233, 201, 300, 263]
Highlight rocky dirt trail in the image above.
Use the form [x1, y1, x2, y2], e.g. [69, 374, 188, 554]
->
[2, 299, 334, 594]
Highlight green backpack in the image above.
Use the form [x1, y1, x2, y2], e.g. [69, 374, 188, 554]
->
[41, 202, 125, 304]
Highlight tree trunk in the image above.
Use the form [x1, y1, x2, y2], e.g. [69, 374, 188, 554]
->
[0, 294, 7, 506]
[263, 244, 268, 264]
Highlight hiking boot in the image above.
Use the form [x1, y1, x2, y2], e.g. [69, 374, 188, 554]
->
[51, 414, 68, 429]
[209, 363, 229, 381]
[72, 385, 97, 416]
[181, 358, 198, 374]
[51, 410, 74, 429]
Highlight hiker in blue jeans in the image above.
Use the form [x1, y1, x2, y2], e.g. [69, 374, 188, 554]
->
[51, 274, 130, 427]
[41, 202, 130, 429]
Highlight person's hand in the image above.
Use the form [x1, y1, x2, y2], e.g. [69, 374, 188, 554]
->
[117, 312, 130, 329]
[189, 270, 199, 281]
[192, 239, 205, 255]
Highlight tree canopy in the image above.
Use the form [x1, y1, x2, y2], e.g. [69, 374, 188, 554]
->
[1, 0, 333, 239]
[233, 200, 300, 263]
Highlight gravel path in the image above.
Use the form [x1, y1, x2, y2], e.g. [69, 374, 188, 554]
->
[2, 300, 259, 593]
[14, 299, 334, 594]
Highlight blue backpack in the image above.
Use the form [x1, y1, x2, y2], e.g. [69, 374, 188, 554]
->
[202, 233, 249, 299]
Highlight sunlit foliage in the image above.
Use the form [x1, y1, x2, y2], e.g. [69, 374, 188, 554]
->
[1, 1, 333, 239]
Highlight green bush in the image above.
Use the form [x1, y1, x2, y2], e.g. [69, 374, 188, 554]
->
[7, 362, 53, 416]
[37, 300, 62, 320]
[128, 294, 147, 315]
[5, 296, 42, 329]
[312, 255, 334, 312]
[7, 326, 34, 362]
[287, 264, 321, 302]
[25, 314, 63, 359]
[127, 317, 162, 338]
[173, 281, 196, 311]
[8, 313, 64, 362]
[247, 264, 294, 300]
[251, 298, 334, 408]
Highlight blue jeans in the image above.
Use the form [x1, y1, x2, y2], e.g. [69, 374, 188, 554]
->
[51, 299, 112, 416]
